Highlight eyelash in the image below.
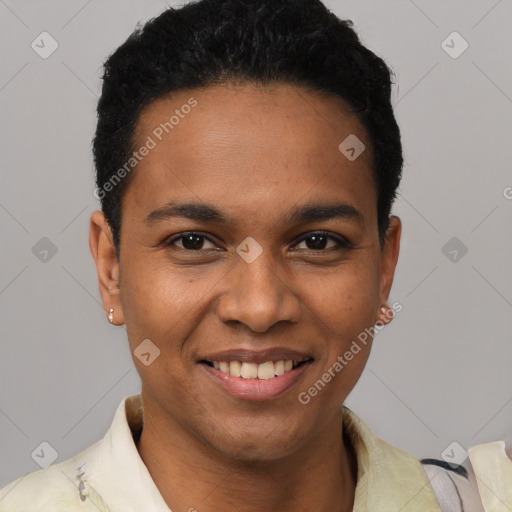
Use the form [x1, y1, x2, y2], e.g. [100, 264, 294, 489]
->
[164, 231, 353, 252]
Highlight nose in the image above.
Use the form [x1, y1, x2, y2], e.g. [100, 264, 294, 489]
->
[216, 252, 302, 333]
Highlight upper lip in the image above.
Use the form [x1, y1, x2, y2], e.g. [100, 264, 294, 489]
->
[199, 347, 314, 365]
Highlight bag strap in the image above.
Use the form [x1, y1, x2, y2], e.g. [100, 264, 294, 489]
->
[421, 458, 485, 512]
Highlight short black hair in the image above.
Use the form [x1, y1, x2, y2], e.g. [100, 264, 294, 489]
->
[92, 0, 403, 260]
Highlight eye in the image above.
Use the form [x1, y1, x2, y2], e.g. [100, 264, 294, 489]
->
[164, 230, 352, 253]
[292, 231, 352, 252]
[165, 232, 218, 251]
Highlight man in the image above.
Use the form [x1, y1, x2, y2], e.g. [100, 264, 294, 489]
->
[1, 0, 508, 510]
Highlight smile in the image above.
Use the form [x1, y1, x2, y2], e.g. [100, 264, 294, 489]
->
[198, 352, 314, 400]
[201, 359, 311, 379]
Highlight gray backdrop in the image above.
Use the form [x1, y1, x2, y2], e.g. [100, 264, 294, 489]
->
[1, 0, 511, 488]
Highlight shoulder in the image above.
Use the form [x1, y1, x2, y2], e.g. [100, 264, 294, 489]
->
[422, 440, 512, 512]
[420, 457, 485, 512]
[0, 395, 135, 512]
[0, 441, 102, 512]
[467, 440, 512, 511]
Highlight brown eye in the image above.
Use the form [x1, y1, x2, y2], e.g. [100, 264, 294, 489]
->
[165, 232, 217, 251]
[292, 232, 351, 251]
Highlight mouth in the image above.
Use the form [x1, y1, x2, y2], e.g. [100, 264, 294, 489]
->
[199, 358, 313, 379]
[197, 349, 315, 401]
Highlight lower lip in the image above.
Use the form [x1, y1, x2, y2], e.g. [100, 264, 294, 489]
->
[199, 362, 312, 401]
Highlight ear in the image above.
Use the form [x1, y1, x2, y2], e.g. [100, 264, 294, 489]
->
[376, 215, 401, 325]
[89, 210, 125, 326]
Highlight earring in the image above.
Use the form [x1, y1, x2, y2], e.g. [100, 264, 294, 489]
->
[107, 308, 114, 324]
[376, 305, 391, 325]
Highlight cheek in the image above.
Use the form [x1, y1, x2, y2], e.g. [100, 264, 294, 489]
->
[305, 261, 380, 331]
[119, 262, 222, 391]
[299, 260, 379, 389]
[121, 258, 196, 333]
[120, 266, 200, 395]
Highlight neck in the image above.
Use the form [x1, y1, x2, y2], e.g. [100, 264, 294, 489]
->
[136, 398, 357, 512]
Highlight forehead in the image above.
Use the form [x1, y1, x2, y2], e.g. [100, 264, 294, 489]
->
[124, 82, 376, 228]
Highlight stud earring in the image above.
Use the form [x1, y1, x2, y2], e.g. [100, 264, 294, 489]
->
[377, 305, 391, 325]
[107, 308, 114, 324]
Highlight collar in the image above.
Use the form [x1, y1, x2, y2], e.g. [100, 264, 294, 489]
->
[82, 394, 441, 511]
[468, 441, 512, 511]
[342, 405, 442, 511]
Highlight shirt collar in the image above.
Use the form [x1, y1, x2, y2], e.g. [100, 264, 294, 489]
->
[468, 441, 512, 511]
[87, 394, 441, 512]
[342, 406, 442, 511]
[90, 394, 171, 511]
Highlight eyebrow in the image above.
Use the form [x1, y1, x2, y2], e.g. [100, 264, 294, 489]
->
[144, 200, 365, 227]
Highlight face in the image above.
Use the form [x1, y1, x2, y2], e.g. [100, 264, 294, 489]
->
[90, 82, 401, 461]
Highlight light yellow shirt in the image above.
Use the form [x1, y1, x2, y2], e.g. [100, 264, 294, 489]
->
[0, 393, 506, 511]
[468, 441, 512, 512]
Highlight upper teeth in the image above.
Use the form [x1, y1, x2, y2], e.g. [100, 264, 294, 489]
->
[213, 360, 297, 379]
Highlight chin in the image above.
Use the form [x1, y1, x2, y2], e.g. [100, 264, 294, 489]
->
[205, 421, 308, 463]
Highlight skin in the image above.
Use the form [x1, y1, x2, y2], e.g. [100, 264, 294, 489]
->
[89, 82, 401, 512]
